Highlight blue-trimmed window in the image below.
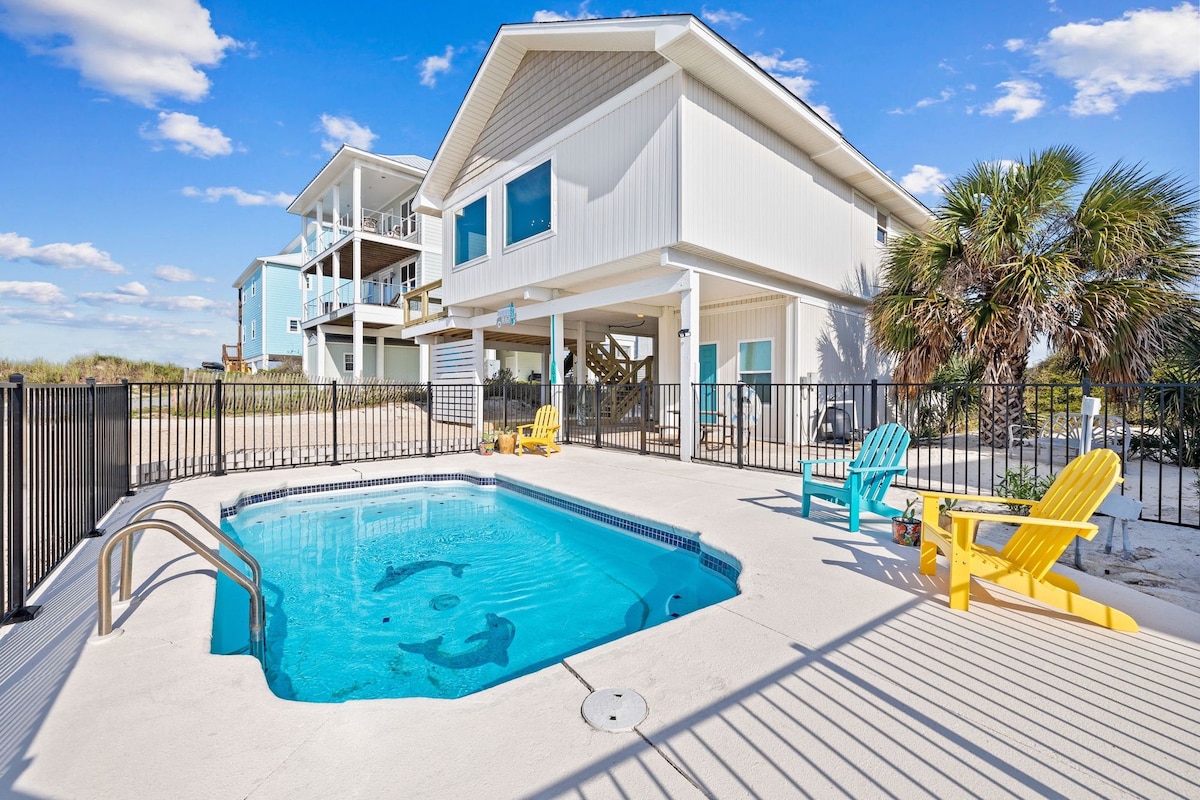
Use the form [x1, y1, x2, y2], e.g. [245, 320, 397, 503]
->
[454, 196, 488, 266]
[738, 340, 772, 402]
[505, 161, 551, 246]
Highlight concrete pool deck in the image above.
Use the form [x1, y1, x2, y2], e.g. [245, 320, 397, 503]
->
[1, 447, 1198, 799]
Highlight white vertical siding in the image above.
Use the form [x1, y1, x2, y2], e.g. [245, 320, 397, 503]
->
[450, 50, 667, 194]
[444, 74, 681, 305]
[420, 213, 443, 284]
[681, 75, 875, 297]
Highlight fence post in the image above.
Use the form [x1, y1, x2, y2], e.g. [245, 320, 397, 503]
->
[502, 383, 508, 431]
[330, 379, 340, 466]
[593, 383, 602, 448]
[426, 382, 434, 458]
[212, 378, 226, 476]
[3, 374, 38, 625]
[639, 381, 648, 455]
[121, 379, 135, 494]
[736, 382, 745, 469]
[870, 379, 879, 430]
[85, 377, 102, 537]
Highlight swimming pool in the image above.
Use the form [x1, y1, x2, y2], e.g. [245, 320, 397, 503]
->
[213, 476, 739, 702]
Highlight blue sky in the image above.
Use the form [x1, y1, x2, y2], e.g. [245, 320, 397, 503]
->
[1, 1, 1197, 367]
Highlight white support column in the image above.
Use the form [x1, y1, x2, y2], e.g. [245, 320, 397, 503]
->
[352, 238, 362, 304]
[352, 317, 364, 382]
[472, 329, 485, 436]
[679, 270, 699, 463]
[331, 251, 341, 309]
[300, 213, 307, 254]
[575, 321, 588, 384]
[375, 335, 385, 379]
[785, 296, 800, 447]
[316, 324, 326, 379]
[332, 184, 342, 233]
[352, 164, 362, 231]
[316, 199, 324, 251]
[315, 261, 325, 312]
[419, 343, 430, 383]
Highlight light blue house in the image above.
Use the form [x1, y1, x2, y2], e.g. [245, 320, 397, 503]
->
[233, 237, 310, 371]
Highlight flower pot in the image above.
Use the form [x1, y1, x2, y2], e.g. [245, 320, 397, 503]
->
[479, 442, 494, 456]
[892, 517, 922, 547]
[496, 433, 517, 454]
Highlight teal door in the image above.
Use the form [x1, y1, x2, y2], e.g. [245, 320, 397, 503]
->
[699, 343, 718, 416]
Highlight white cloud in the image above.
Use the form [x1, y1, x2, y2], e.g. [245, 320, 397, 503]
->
[181, 186, 295, 207]
[1035, 4, 1200, 115]
[318, 113, 377, 153]
[418, 46, 456, 87]
[900, 165, 949, 196]
[891, 88, 956, 114]
[0, 280, 67, 304]
[532, 3, 599, 22]
[154, 265, 213, 283]
[0, 305, 78, 325]
[0, 231, 124, 273]
[142, 111, 232, 157]
[77, 289, 235, 316]
[114, 281, 148, 296]
[0, 0, 238, 106]
[701, 7, 750, 27]
[981, 79, 1045, 121]
[1004, 38, 1026, 52]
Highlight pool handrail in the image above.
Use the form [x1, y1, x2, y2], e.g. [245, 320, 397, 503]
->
[123, 500, 262, 603]
[95, 508, 265, 664]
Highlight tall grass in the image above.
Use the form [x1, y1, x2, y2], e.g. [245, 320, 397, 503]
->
[1, 354, 185, 384]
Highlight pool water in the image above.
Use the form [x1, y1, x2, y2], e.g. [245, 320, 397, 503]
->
[213, 482, 738, 702]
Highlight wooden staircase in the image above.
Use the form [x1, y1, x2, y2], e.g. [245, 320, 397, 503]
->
[222, 343, 251, 374]
[570, 334, 654, 422]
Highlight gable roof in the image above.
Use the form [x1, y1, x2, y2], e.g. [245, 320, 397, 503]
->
[286, 146, 431, 216]
[416, 14, 929, 230]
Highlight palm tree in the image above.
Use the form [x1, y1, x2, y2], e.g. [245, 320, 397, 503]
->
[870, 146, 1199, 446]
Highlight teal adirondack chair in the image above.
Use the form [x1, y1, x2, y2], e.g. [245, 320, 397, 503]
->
[799, 423, 911, 532]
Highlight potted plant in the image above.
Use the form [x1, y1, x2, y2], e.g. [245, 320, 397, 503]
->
[937, 498, 959, 531]
[495, 427, 517, 455]
[892, 498, 922, 546]
[479, 432, 496, 456]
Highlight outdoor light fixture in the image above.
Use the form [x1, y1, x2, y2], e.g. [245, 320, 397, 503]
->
[678, 328, 690, 338]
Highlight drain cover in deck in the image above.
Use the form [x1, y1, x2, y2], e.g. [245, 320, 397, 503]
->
[581, 688, 647, 732]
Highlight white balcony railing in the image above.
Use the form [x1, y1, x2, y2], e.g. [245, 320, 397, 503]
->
[302, 280, 408, 321]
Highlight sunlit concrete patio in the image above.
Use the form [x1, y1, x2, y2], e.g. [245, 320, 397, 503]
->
[1, 447, 1197, 799]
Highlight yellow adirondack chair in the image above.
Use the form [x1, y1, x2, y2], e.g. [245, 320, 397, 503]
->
[916, 448, 1136, 632]
[516, 405, 561, 457]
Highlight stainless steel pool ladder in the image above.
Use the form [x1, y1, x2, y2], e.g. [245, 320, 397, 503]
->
[95, 500, 266, 665]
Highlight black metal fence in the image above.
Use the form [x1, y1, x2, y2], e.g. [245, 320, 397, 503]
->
[5, 374, 1196, 625]
[129, 380, 480, 483]
[3, 375, 131, 624]
[678, 380, 1200, 528]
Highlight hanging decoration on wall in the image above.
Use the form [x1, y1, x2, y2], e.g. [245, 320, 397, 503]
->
[496, 302, 517, 328]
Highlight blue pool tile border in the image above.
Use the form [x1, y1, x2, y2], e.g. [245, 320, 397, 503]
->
[220, 473, 739, 584]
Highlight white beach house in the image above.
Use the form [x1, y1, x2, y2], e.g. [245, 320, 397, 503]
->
[405, 15, 930, 456]
[289, 146, 442, 381]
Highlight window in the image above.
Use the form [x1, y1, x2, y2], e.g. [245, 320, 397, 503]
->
[399, 260, 417, 293]
[505, 160, 552, 246]
[303, 274, 313, 291]
[250, 280, 257, 297]
[876, 211, 889, 244]
[398, 198, 417, 237]
[343, 353, 354, 372]
[453, 196, 488, 266]
[286, 318, 300, 333]
[738, 340, 772, 402]
[249, 320, 257, 340]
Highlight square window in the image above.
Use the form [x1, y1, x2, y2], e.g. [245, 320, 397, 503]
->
[738, 340, 772, 402]
[454, 196, 488, 266]
[287, 318, 300, 333]
[343, 353, 354, 372]
[876, 211, 889, 244]
[505, 161, 552, 246]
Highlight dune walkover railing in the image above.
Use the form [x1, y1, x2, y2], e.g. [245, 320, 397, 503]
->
[4, 374, 1197, 628]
